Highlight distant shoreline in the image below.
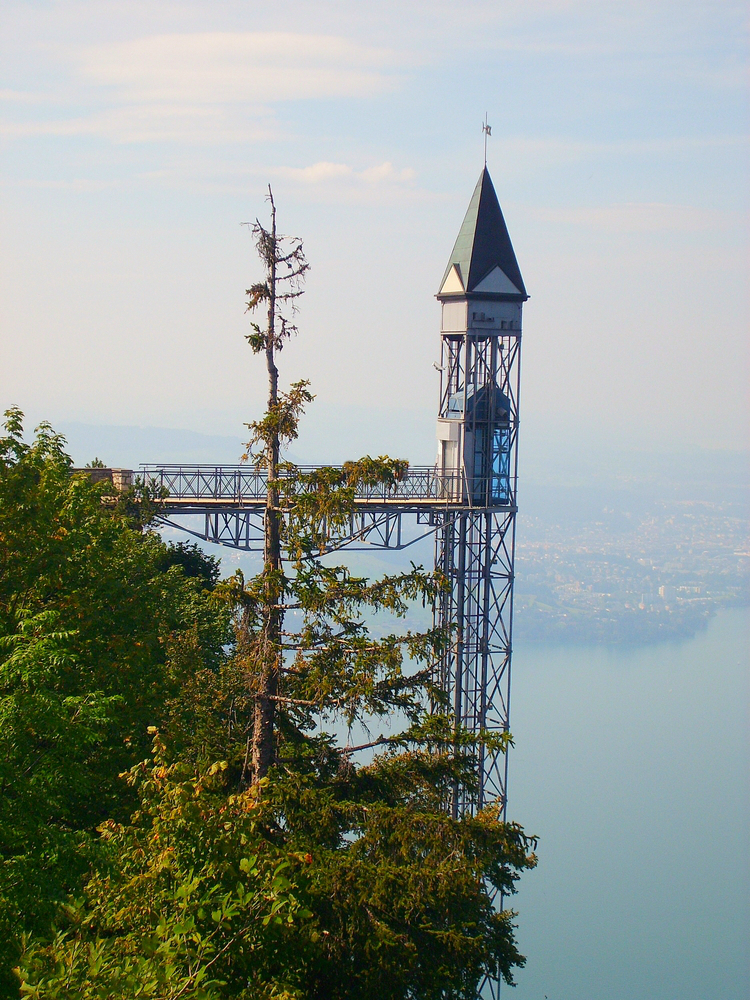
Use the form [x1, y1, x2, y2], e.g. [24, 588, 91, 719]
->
[514, 603, 749, 648]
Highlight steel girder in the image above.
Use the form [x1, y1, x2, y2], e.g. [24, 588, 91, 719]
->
[155, 507, 450, 553]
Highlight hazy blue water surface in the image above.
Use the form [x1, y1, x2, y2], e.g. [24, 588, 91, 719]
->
[505, 609, 749, 1000]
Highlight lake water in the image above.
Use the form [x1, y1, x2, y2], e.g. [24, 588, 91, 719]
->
[504, 608, 749, 999]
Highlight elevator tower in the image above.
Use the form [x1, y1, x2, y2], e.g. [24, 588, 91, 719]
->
[434, 167, 527, 819]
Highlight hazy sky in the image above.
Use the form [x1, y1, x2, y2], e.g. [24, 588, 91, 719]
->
[1, 0, 747, 463]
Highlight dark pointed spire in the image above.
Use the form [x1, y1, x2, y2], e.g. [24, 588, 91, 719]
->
[438, 168, 527, 300]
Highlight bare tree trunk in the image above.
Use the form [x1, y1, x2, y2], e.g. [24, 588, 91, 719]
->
[252, 187, 283, 782]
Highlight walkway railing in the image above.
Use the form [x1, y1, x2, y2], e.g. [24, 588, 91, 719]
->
[139, 464, 465, 507]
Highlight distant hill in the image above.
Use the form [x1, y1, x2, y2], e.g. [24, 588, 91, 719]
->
[56, 422, 247, 469]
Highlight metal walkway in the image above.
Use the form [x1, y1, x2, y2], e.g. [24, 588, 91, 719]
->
[141, 463, 515, 553]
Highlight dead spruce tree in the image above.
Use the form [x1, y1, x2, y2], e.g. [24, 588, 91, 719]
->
[240, 189, 457, 789]
[240, 189, 439, 787]
[243, 186, 312, 782]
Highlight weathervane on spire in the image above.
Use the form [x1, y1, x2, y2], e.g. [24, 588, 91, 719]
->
[482, 113, 491, 166]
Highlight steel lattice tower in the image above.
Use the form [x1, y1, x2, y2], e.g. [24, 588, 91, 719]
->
[433, 167, 527, 820]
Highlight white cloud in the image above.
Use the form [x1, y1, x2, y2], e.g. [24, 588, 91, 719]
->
[0, 103, 278, 144]
[277, 160, 415, 186]
[359, 162, 416, 184]
[503, 133, 746, 161]
[0, 32, 398, 145]
[0, 89, 53, 103]
[73, 32, 396, 103]
[279, 162, 353, 184]
[530, 202, 729, 233]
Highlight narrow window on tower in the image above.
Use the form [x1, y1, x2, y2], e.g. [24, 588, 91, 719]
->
[491, 426, 511, 504]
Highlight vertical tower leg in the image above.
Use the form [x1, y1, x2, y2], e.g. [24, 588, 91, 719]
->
[434, 507, 517, 999]
[435, 509, 516, 817]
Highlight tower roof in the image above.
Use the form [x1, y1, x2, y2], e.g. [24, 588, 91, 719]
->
[438, 167, 527, 300]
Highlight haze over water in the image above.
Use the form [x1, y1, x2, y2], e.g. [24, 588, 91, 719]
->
[506, 608, 749, 1000]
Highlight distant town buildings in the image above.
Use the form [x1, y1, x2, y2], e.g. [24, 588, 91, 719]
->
[514, 499, 749, 642]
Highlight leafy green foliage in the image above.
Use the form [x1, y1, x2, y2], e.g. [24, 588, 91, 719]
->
[6, 408, 538, 996]
[156, 542, 221, 591]
[18, 736, 316, 1000]
[242, 381, 314, 465]
[195, 444, 538, 995]
[18, 731, 535, 999]
[0, 409, 231, 994]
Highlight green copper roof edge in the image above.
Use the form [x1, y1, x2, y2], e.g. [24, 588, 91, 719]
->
[437, 167, 527, 299]
[438, 171, 484, 293]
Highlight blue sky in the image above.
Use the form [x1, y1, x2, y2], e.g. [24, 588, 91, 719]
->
[1, 0, 747, 462]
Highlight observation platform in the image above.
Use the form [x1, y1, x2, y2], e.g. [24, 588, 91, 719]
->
[73, 465, 516, 549]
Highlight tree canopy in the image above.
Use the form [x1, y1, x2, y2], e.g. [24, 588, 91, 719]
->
[0, 409, 230, 995]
